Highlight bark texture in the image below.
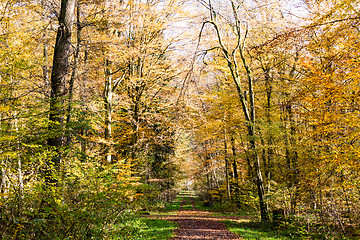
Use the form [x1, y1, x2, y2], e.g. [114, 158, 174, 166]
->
[47, 0, 76, 166]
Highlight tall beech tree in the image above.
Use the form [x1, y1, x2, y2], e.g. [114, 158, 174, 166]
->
[47, 0, 76, 169]
[201, 0, 269, 221]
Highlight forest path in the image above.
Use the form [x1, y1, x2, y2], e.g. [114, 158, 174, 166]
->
[146, 191, 243, 239]
[169, 201, 242, 239]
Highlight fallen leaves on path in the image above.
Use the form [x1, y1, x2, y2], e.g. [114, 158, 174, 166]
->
[144, 195, 243, 240]
[169, 210, 241, 240]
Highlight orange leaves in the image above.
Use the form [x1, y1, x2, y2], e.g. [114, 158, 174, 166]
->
[297, 3, 360, 214]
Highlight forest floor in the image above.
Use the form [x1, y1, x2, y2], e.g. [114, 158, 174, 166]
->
[143, 191, 246, 239]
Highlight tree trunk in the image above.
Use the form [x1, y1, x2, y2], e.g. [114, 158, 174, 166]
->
[130, 104, 139, 160]
[204, 0, 269, 221]
[285, 103, 299, 215]
[0, 116, 5, 195]
[66, 1, 82, 145]
[47, 0, 76, 172]
[237, 13, 269, 221]
[248, 125, 268, 221]
[43, 35, 49, 91]
[14, 116, 23, 198]
[129, 83, 143, 160]
[1, 160, 8, 197]
[264, 69, 273, 181]
[224, 128, 230, 200]
[230, 135, 238, 179]
[230, 135, 241, 206]
[104, 59, 113, 163]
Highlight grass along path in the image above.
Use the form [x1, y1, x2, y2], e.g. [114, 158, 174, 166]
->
[143, 191, 241, 239]
[115, 218, 177, 240]
[141, 191, 301, 240]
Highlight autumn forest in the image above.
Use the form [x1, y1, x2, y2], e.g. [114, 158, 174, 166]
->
[1, 0, 360, 239]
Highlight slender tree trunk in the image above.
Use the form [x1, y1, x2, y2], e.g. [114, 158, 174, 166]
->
[241, 33, 269, 222]
[204, 0, 269, 221]
[103, 59, 126, 163]
[203, 144, 212, 192]
[130, 104, 139, 160]
[285, 103, 299, 214]
[66, 1, 82, 144]
[43, 36, 49, 89]
[248, 125, 268, 221]
[260, 136, 267, 178]
[230, 135, 238, 180]
[18, 154, 23, 195]
[0, 116, 8, 197]
[1, 160, 8, 198]
[264, 69, 274, 194]
[230, 135, 241, 206]
[129, 83, 143, 160]
[104, 59, 113, 163]
[14, 116, 23, 198]
[205, 156, 211, 190]
[0, 117, 6, 196]
[224, 128, 230, 200]
[0, 116, 4, 194]
[47, 0, 76, 174]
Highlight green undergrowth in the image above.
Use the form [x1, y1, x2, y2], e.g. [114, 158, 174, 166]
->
[116, 218, 177, 240]
[224, 220, 301, 240]
[195, 199, 255, 218]
[151, 191, 195, 214]
[156, 195, 182, 214]
[224, 220, 356, 240]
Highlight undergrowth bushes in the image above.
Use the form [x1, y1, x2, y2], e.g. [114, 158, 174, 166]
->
[0, 153, 138, 239]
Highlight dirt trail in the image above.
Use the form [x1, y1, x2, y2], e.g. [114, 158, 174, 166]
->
[150, 193, 242, 240]
[169, 211, 241, 239]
